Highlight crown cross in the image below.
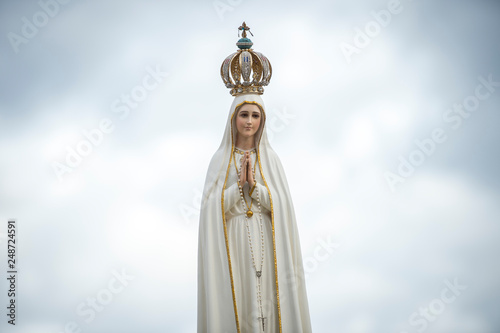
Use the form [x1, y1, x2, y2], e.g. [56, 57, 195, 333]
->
[238, 21, 253, 38]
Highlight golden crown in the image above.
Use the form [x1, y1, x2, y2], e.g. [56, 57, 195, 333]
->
[220, 22, 272, 96]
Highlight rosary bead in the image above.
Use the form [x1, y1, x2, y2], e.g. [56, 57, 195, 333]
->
[233, 149, 266, 323]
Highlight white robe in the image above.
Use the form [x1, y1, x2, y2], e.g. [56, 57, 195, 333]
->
[198, 94, 312, 333]
[224, 147, 279, 332]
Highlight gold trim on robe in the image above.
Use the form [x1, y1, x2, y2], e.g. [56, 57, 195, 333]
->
[221, 101, 282, 333]
[221, 151, 240, 332]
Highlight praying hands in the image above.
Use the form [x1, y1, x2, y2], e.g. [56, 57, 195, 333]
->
[239, 151, 255, 188]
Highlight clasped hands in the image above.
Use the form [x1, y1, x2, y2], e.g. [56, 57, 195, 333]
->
[239, 151, 255, 188]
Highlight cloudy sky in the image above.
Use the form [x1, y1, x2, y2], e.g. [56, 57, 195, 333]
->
[1, 0, 499, 332]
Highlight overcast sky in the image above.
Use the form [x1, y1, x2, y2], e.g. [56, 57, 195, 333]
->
[1, 0, 500, 332]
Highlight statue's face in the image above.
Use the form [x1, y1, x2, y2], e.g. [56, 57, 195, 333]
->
[235, 103, 261, 140]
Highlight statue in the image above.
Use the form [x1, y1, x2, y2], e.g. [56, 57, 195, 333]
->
[198, 22, 312, 333]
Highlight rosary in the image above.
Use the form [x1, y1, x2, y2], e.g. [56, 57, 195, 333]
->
[234, 148, 266, 331]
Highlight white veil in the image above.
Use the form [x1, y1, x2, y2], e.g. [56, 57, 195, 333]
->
[198, 94, 312, 333]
